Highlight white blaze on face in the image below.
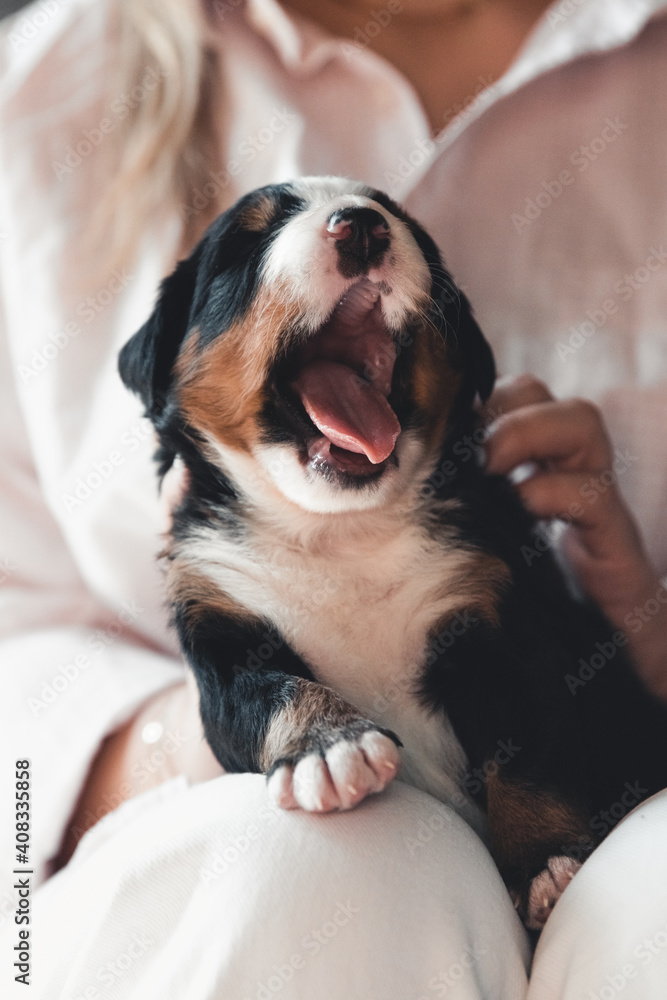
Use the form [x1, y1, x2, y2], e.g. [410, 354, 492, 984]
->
[261, 177, 431, 335]
[254, 432, 436, 514]
[253, 178, 434, 514]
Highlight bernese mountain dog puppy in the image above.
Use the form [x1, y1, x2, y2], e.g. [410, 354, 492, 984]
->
[119, 177, 667, 929]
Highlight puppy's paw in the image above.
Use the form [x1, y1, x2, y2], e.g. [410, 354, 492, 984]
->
[266, 724, 401, 813]
[521, 855, 582, 930]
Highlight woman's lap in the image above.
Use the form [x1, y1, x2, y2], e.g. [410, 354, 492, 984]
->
[528, 788, 667, 1000]
[11, 777, 667, 999]
[18, 775, 530, 1000]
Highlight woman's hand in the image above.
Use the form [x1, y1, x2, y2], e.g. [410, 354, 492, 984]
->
[483, 374, 667, 701]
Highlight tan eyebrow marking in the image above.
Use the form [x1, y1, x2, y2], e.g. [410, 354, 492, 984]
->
[238, 194, 279, 231]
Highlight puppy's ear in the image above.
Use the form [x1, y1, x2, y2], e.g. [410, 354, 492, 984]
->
[397, 212, 496, 404]
[118, 255, 198, 417]
[450, 290, 496, 404]
[427, 258, 496, 404]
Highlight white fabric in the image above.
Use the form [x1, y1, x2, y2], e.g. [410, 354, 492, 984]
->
[4, 780, 667, 998]
[1, 0, 667, 994]
[5, 778, 532, 999]
[527, 789, 667, 999]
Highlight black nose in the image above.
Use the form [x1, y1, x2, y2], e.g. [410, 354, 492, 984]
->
[326, 207, 391, 277]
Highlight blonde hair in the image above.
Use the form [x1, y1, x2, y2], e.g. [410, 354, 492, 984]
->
[92, 0, 222, 271]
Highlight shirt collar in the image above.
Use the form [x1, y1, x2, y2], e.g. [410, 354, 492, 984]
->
[244, 0, 667, 189]
[438, 0, 667, 153]
[245, 0, 348, 75]
[505, 0, 667, 93]
[245, 0, 667, 134]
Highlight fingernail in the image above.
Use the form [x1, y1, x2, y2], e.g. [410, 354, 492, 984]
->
[507, 461, 537, 485]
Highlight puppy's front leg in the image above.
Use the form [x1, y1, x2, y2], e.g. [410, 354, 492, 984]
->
[176, 608, 401, 812]
[263, 680, 402, 811]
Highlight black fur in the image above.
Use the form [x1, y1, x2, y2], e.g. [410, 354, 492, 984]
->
[176, 610, 315, 773]
[368, 187, 496, 408]
[119, 180, 667, 927]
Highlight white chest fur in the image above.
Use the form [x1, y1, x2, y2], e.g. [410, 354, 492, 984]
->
[181, 505, 485, 832]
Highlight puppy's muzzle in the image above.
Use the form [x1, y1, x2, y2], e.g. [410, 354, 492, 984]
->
[327, 207, 391, 276]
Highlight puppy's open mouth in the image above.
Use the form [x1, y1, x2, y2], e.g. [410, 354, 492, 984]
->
[282, 279, 401, 478]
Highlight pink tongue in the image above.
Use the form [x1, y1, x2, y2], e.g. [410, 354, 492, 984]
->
[293, 359, 400, 464]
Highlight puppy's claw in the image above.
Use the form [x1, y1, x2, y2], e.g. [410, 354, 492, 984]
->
[359, 730, 402, 785]
[267, 764, 299, 809]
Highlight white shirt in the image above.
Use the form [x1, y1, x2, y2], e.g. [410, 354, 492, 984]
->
[1, 0, 666, 904]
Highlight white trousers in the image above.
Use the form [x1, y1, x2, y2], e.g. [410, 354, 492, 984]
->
[6, 776, 667, 999]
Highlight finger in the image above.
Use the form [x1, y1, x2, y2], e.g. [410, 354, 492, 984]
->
[516, 471, 637, 544]
[485, 399, 613, 476]
[517, 471, 654, 618]
[483, 374, 554, 423]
